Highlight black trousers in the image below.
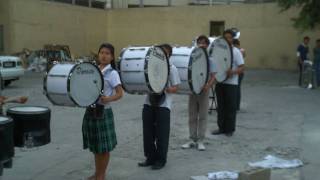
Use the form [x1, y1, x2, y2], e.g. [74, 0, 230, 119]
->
[0, 163, 3, 176]
[142, 105, 170, 164]
[298, 62, 303, 86]
[237, 73, 244, 110]
[215, 83, 238, 133]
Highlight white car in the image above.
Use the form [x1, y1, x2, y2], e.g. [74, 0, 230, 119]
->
[0, 56, 25, 86]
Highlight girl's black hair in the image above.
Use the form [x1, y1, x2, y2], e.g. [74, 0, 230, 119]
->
[98, 43, 116, 69]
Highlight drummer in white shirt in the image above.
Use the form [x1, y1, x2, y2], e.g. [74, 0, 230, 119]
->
[211, 29, 245, 137]
[138, 44, 181, 170]
[181, 35, 216, 151]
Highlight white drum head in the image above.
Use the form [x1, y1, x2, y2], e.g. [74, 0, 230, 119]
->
[211, 38, 232, 82]
[146, 47, 169, 93]
[69, 63, 103, 106]
[190, 48, 208, 94]
[0, 116, 9, 122]
[9, 106, 48, 112]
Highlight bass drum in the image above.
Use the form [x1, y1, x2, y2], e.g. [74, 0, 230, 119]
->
[44, 62, 104, 107]
[119, 46, 169, 94]
[170, 46, 209, 94]
[209, 38, 233, 83]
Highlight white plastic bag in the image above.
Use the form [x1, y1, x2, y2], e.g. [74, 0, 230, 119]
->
[208, 171, 238, 180]
[248, 155, 303, 169]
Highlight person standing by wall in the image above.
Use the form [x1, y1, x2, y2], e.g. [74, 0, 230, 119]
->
[297, 36, 310, 86]
[313, 39, 320, 87]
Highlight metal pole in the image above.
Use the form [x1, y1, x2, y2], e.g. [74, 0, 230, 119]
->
[89, 0, 92, 7]
[139, 0, 144, 8]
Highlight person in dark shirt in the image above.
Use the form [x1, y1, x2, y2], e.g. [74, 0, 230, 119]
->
[314, 39, 320, 86]
[297, 36, 310, 86]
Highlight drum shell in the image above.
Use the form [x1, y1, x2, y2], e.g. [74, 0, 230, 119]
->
[119, 47, 169, 94]
[0, 117, 14, 163]
[45, 64, 74, 106]
[120, 58, 149, 93]
[6, 107, 51, 147]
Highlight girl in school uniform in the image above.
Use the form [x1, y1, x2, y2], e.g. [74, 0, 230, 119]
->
[82, 43, 123, 180]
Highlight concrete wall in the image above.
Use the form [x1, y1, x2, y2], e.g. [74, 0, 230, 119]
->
[2, 1, 320, 69]
[106, 3, 320, 70]
[0, 0, 12, 54]
[6, 0, 108, 57]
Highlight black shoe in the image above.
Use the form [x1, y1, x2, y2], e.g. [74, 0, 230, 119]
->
[225, 132, 234, 137]
[3, 159, 13, 168]
[151, 161, 165, 170]
[138, 160, 155, 167]
[211, 129, 224, 135]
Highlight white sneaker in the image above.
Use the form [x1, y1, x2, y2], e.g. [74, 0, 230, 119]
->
[181, 141, 196, 149]
[197, 141, 206, 151]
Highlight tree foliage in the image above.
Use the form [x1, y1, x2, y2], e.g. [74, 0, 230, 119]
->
[277, 0, 320, 30]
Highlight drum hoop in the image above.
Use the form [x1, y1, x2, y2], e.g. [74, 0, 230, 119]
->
[145, 46, 169, 94]
[215, 38, 234, 83]
[7, 106, 51, 115]
[43, 72, 57, 106]
[118, 47, 132, 94]
[67, 62, 104, 107]
[188, 47, 209, 95]
[0, 116, 13, 125]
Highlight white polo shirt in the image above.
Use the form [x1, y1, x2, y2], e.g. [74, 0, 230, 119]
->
[223, 47, 244, 85]
[98, 64, 122, 108]
[144, 63, 181, 110]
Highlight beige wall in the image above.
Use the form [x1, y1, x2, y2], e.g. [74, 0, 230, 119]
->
[6, 0, 108, 57]
[0, 0, 12, 54]
[107, 3, 320, 70]
[2, 1, 320, 69]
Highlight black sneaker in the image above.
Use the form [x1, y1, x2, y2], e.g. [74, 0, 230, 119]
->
[138, 160, 155, 167]
[211, 129, 224, 135]
[151, 161, 165, 170]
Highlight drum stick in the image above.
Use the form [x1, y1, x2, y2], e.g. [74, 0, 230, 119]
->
[3, 96, 27, 104]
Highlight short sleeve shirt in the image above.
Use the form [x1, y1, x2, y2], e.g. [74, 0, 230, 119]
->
[98, 65, 121, 108]
[223, 47, 245, 85]
[297, 44, 309, 61]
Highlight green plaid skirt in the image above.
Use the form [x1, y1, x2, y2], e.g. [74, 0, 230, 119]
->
[82, 108, 117, 153]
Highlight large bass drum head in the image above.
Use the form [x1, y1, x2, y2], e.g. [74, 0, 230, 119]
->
[69, 63, 103, 107]
[190, 47, 208, 94]
[0, 116, 12, 125]
[146, 47, 169, 94]
[211, 38, 232, 83]
[7, 106, 49, 114]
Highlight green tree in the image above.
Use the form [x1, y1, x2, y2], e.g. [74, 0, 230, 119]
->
[277, 0, 320, 30]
